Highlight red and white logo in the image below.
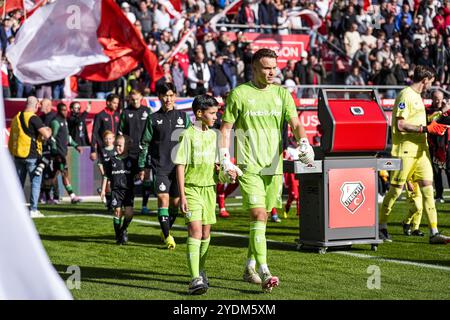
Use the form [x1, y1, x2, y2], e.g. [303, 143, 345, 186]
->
[340, 182, 365, 214]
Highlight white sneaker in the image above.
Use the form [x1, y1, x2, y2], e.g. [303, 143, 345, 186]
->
[30, 210, 45, 218]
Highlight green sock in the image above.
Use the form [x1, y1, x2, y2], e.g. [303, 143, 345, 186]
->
[65, 184, 74, 195]
[250, 221, 267, 267]
[199, 237, 211, 272]
[187, 237, 201, 279]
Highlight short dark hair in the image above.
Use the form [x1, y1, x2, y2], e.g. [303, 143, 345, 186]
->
[57, 102, 67, 112]
[156, 82, 177, 95]
[106, 93, 120, 102]
[69, 101, 80, 109]
[413, 65, 435, 83]
[192, 94, 219, 114]
[251, 48, 278, 65]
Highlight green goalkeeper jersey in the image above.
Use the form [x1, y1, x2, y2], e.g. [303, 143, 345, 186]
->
[174, 125, 218, 187]
[222, 82, 298, 175]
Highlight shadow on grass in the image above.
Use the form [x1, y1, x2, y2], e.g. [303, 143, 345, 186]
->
[53, 264, 260, 296]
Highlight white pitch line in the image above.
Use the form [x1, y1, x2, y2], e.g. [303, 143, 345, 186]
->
[333, 251, 450, 272]
[40, 214, 450, 272]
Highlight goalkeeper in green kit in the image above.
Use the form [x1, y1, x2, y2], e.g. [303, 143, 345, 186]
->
[219, 48, 314, 293]
[175, 94, 237, 295]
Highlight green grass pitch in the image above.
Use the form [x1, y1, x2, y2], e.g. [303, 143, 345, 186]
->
[34, 197, 450, 300]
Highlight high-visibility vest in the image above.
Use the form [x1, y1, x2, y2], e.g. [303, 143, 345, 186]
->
[8, 111, 42, 158]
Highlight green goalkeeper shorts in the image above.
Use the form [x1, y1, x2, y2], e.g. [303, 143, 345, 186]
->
[239, 173, 283, 211]
[184, 185, 217, 225]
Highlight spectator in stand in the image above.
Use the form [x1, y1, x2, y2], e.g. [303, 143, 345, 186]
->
[136, 0, 153, 38]
[1, 56, 10, 98]
[379, 58, 398, 98]
[395, 3, 412, 31]
[224, 43, 238, 89]
[353, 41, 371, 75]
[172, 58, 186, 96]
[68, 101, 91, 147]
[35, 82, 53, 99]
[417, 47, 434, 68]
[433, 6, 446, 35]
[344, 22, 362, 60]
[51, 80, 65, 100]
[156, 62, 174, 87]
[203, 3, 216, 22]
[258, 0, 278, 34]
[377, 41, 395, 63]
[203, 32, 217, 60]
[77, 78, 93, 98]
[294, 51, 308, 97]
[153, 3, 171, 31]
[342, 4, 358, 35]
[361, 26, 377, 50]
[238, 0, 257, 32]
[121, 2, 137, 24]
[93, 79, 119, 99]
[187, 52, 211, 96]
[382, 13, 396, 40]
[345, 65, 366, 86]
[157, 29, 174, 61]
[174, 44, 190, 77]
[0, 18, 16, 55]
[127, 67, 145, 95]
[210, 55, 233, 98]
[281, 60, 297, 84]
[305, 55, 326, 97]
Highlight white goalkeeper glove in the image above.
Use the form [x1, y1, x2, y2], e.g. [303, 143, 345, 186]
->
[297, 138, 315, 164]
[219, 148, 243, 177]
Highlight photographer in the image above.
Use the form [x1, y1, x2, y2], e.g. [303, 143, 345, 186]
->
[8, 96, 51, 218]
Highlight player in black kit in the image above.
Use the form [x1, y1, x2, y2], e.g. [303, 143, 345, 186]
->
[101, 135, 138, 245]
[118, 90, 153, 214]
[139, 82, 191, 249]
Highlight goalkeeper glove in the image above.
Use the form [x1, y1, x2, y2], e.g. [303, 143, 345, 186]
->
[219, 148, 243, 176]
[297, 138, 315, 164]
[421, 121, 448, 136]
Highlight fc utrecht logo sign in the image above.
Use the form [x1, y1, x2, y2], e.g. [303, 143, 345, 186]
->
[340, 182, 365, 214]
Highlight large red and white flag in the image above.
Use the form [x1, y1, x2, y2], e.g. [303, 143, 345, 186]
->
[0, 0, 24, 17]
[7, 0, 163, 85]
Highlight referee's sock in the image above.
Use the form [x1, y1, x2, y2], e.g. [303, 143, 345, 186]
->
[158, 208, 170, 238]
[379, 186, 403, 226]
[420, 185, 439, 235]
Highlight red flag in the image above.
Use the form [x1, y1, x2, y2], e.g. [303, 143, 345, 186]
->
[363, 0, 371, 11]
[79, 0, 163, 84]
[170, 0, 181, 12]
[0, 0, 24, 17]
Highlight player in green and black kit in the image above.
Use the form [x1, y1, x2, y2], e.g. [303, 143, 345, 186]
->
[219, 49, 314, 293]
[175, 94, 237, 295]
[139, 83, 191, 249]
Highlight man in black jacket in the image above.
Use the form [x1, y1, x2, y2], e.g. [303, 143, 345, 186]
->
[118, 90, 152, 214]
[68, 101, 90, 147]
[90, 94, 121, 162]
[50, 103, 83, 204]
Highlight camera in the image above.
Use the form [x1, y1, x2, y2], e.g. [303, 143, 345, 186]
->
[34, 156, 50, 176]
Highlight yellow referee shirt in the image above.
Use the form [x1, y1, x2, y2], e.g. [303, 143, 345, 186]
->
[391, 87, 428, 158]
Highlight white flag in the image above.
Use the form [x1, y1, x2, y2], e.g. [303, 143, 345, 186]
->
[6, 0, 109, 84]
[0, 76, 72, 300]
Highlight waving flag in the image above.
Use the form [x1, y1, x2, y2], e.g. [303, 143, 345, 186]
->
[0, 74, 72, 300]
[1, 0, 23, 17]
[158, 0, 182, 19]
[7, 0, 163, 85]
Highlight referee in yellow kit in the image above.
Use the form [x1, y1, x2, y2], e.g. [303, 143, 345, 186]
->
[379, 65, 450, 244]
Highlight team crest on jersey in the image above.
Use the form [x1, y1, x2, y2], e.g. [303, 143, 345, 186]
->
[111, 198, 117, 206]
[159, 182, 167, 192]
[112, 163, 117, 168]
[157, 119, 163, 125]
[340, 182, 365, 214]
[176, 117, 184, 127]
[398, 102, 406, 110]
[104, 117, 109, 122]
[142, 111, 148, 120]
[128, 113, 134, 118]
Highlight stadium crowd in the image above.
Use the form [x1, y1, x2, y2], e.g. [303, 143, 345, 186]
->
[3, 0, 450, 100]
